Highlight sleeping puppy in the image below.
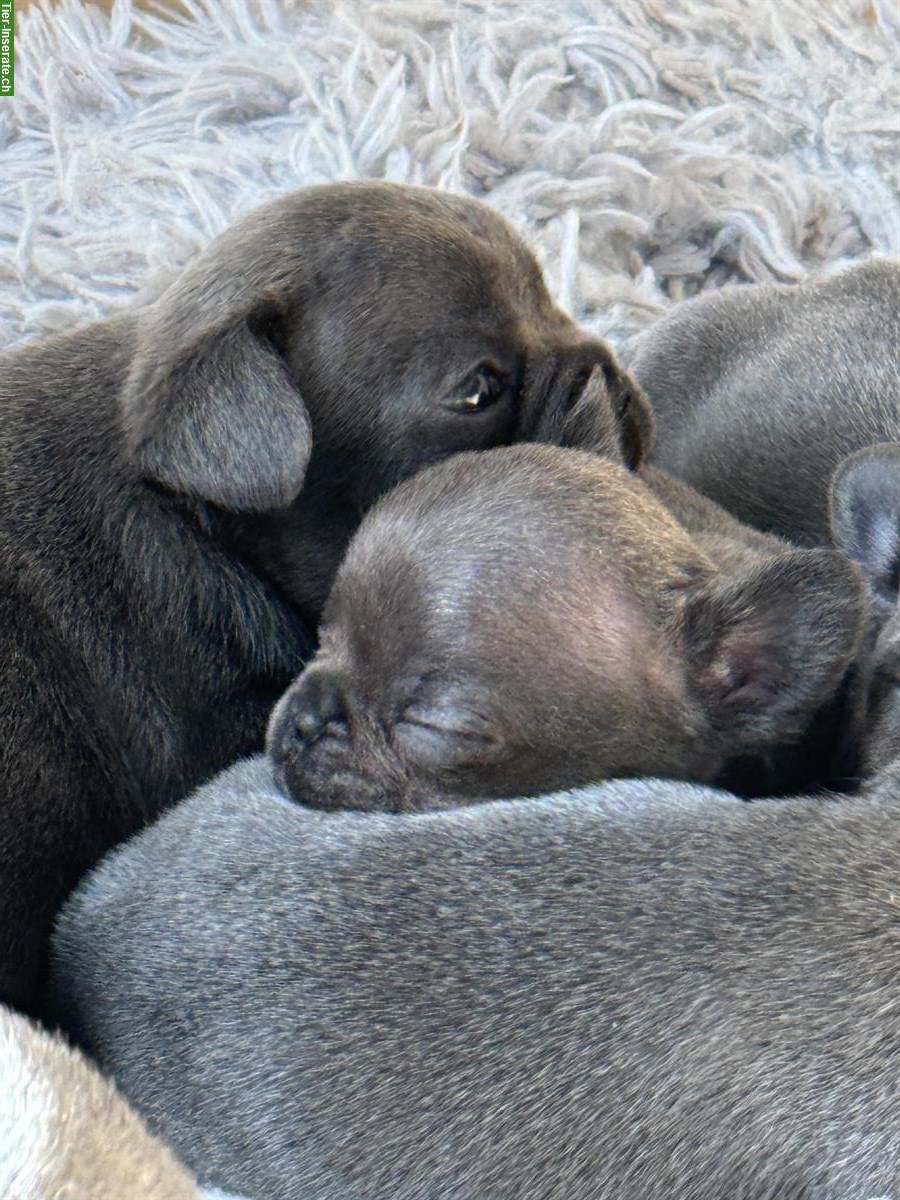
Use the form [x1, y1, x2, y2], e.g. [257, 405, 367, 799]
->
[48, 445, 900, 1200]
[266, 442, 865, 811]
[626, 259, 900, 545]
[0, 181, 649, 1014]
[0, 1005, 246, 1200]
[49, 761, 900, 1200]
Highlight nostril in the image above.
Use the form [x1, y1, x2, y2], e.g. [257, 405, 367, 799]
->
[289, 671, 349, 746]
[293, 706, 324, 743]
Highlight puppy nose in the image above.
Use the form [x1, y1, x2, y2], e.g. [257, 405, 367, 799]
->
[288, 669, 349, 743]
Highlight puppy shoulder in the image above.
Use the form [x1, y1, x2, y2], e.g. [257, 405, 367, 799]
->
[626, 282, 784, 411]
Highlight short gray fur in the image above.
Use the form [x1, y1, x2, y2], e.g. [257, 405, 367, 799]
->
[52, 754, 900, 1200]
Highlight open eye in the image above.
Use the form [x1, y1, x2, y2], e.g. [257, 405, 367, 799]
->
[444, 364, 512, 414]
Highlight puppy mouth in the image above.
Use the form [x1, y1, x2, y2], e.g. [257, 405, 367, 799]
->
[274, 755, 396, 812]
[269, 727, 407, 813]
[520, 344, 613, 444]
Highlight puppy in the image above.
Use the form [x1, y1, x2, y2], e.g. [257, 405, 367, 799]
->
[0, 181, 648, 1014]
[829, 442, 900, 775]
[266, 442, 865, 812]
[48, 449, 900, 1199]
[0, 1005, 245, 1200]
[49, 753, 900, 1200]
[626, 259, 900, 546]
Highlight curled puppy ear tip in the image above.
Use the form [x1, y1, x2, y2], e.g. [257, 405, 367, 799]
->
[557, 360, 655, 471]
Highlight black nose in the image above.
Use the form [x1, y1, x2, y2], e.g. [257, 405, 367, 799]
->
[287, 669, 349, 744]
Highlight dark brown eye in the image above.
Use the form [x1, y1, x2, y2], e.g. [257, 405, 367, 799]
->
[444, 365, 510, 414]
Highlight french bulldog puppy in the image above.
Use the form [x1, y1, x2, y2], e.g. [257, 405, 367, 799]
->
[0, 182, 648, 1013]
[48, 438, 900, 1200]
[266, 442, 865, 811]
[0, 1005, 246, 1200]
[626, 259, 900, 545]
[50, 752, 900, 1200]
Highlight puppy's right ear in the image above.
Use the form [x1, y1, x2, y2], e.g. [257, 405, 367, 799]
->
[830, 443, 900, 617]
[682, 548, 864, 750]
[122, 297, 312, 514]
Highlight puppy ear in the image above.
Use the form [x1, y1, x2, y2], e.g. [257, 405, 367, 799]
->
[829, 443, 900, 615]
[122, 299, 312, 513]
[682, 549, 864, 748]
[560, 361, 654, 470]
[603, 356, 655, 471]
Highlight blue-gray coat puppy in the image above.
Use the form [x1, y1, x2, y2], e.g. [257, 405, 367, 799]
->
[51, 753, 900, 1200]
[49, 445, 900, 1200]
[627, 259, 900, 546]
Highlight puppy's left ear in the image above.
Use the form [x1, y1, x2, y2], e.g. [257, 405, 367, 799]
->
[830, 443, 900, 617]
[122, 296, 312, 514]
[682, 548, 864, 748]
[561, 360, 654, 470]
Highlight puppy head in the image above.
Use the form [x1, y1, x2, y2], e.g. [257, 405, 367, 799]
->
[267, 445, 863, 811]
[121, 183, 650, 616]
[830, 443, 900, 774]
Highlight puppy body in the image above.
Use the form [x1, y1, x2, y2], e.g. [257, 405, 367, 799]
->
[0, 1004, 244, 1199]
[51, 754, 900, 1200]
[0, 182, 641, 1012]
[0, 321, 309, 1011]
[627, 260, 900, 545]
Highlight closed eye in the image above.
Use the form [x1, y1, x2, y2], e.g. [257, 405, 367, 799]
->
[392, 702, 499, 770]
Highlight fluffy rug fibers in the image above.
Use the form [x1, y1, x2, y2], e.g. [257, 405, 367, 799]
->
[1, 0, 898, 353]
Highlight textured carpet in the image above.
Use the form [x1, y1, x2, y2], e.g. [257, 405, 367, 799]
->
[2, 0, 898, 356]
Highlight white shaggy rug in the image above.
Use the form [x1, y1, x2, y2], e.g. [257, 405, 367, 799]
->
[1, 0, 898, 357]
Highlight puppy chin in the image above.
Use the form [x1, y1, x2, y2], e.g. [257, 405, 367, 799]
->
[269, 742, 397, 813]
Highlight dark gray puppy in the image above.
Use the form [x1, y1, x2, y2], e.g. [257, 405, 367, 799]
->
[0, 181, 648, 1013]
[51, 750, 900, 1200]
[267, 443, 865, 811]
[627, 259, 900, 545]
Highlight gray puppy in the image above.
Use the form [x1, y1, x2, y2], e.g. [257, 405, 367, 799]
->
[627, 259, 900, 545]
[266, 442, 865, 811]
[50, 750, 900, 1200]
[0, 181, 647, 1013]
[49, 442, 900, 1199]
